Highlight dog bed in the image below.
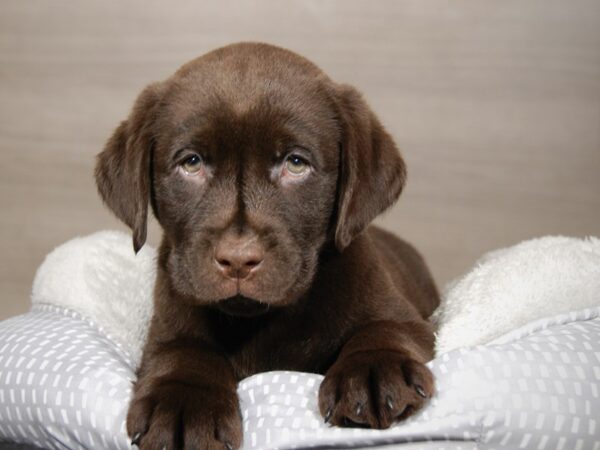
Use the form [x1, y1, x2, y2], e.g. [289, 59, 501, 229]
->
[1, 231, 599, 449]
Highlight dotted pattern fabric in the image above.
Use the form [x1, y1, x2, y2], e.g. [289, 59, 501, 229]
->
[0, 305, 133, 450]
[1, 305, 599, 449]
[240, 307, 600, 449]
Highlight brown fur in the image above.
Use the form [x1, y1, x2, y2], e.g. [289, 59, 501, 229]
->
[95, 42, 439, 450]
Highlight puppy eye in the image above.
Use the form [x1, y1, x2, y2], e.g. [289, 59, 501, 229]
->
[181, 154, 203, 174]
[285, 154, 310, 176]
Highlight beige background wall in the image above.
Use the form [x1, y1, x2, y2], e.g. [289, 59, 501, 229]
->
[1, 1, 599, 320]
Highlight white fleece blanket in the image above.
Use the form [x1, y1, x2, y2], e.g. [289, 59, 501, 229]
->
[433, 235, 600, 353]
[30, 230, 600, 362]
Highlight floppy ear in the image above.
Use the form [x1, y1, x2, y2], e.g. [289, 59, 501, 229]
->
[334, 85, 407, 251]
[95, 83, 164, 253]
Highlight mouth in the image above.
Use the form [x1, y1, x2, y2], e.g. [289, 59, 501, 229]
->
[215, 295, 271, 318]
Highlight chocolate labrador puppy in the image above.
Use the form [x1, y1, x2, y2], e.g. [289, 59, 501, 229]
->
[95, 42, 439, 450]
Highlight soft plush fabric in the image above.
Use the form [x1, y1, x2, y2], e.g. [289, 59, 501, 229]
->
[432, 235, 600, 354]
[31, 231, 156, 366]
[1, 231, 599, 449]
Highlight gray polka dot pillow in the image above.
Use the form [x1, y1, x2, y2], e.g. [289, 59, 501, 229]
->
[1, 232, 599, 449]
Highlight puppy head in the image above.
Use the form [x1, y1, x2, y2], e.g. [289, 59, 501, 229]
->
[95, 43, 405, 315]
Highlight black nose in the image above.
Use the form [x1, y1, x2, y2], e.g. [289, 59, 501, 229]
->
[214, 235, 265, 280]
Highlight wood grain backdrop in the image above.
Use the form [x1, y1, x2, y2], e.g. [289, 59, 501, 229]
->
[1, 0, 599, 320]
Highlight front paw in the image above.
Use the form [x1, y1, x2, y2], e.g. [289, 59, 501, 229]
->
[127, 381, 242, 450]
[318, 350, 434, 429]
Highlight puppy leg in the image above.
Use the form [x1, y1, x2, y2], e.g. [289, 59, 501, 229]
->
[127, 341, 242, 450]
[318, 320, 434, 429]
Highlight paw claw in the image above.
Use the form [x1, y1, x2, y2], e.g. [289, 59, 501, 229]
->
[356, 403, 363, 416]
[415, 385, 427, 398]
[324, 408, 333, 423]
[130, 432, 142, 447]
[385, 396, 394, 411]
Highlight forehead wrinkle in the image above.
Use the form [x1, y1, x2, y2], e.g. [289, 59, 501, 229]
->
[228, 120, 276, 234]
[233, 137, 246, 234]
